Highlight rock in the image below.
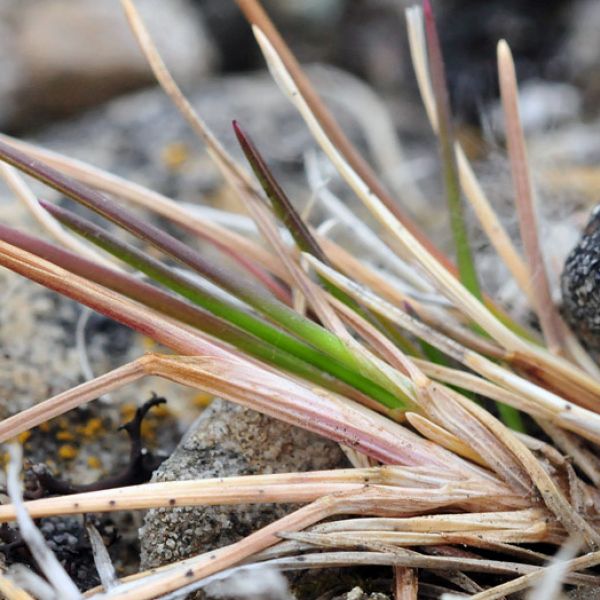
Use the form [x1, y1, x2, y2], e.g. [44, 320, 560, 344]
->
[1, 515, 117, 590]
[5, 0, 217, 129]
[0, 195, 186, 580]
[563, 0, 600, 110]
[567, 586, 600, 600]
[139, 399, 347, 570]
[30, 67, 380, 213]
[561, 204, 600, 354]
[332, 587, 390, 600]
[0, 1, 22, 126]
[489, 80, 581, 137]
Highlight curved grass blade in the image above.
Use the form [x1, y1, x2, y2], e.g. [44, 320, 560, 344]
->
[233, 120, 419, 355]
[0, 139, 400, 379]
[40, 201, 408, 410]
[0, 224, 379, 404]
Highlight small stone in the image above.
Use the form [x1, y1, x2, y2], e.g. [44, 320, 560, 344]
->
[567, 585, 600, 600]
[348, 588, 365, 600]
[139, 399, 347, 575]
[332, 587, 390, 600]
[10, 0, 217, 127]
[561, 205, 600, 354]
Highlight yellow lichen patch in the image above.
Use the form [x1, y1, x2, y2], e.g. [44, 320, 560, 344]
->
[57, 417, 70, 430]
[87, 456, 102, 470]
[192, 392, 213, 408]
[141, 336, 158, 351]
[79, 417, 104, 439]
[17, 431, 31, 444]
[58, 445, 78, 460]
[120, 403, 137, 423]
[56, 430, 75, 442]
[161, 141, 190, 170]
[140, 420, 153, 440]
[150, 402, 170, 419]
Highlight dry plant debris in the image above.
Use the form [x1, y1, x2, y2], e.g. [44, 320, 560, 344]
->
[0, 1, 598, 598]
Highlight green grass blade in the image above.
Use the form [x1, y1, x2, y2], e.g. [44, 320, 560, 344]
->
[423, 0, 523, 430]
[0, 223, 371, 399]
[423, 0, 481, 302]
[40, 201, 409, 409]
[0, 139, 389, 378]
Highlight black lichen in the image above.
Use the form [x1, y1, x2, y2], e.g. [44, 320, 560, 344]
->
[561, 205, 600, 354]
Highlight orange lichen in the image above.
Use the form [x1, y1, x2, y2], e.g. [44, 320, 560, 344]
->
[79, 417, 104, 438]
[56, 430, 75, 441]
[161, 141, 190, 170]
[150, 402, 170, 418]
[120, 403, 137, 423]
[17, 431, 31, 444]
[58, 444, 78, 460]
[87, 456, 102, 469]
[192, 392, 213, 408]
[140, 421, 154, 440]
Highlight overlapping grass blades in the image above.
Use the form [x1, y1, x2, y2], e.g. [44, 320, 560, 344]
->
[0, 0, 599, 598]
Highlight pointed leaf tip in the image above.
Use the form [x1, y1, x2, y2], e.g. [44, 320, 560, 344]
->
[232, 120, 254, 157]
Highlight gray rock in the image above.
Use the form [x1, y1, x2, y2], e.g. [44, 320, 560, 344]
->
[139, 399, 347, 570]
[29, 67, 380, 220]
[561, 204, 600, 355]
[332, 588, 390, 600]
[567, 586, 600, 600]
[564, 0, 600, 108]
[0, 1, 22, 125]
[264, 0, 346, 29]
[0, 195, 184, 578]
[489, 80, 581, 137]
[3, 0, 217, 129]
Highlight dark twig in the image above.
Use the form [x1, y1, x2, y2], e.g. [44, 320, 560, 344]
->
[26, 395, 167, 498]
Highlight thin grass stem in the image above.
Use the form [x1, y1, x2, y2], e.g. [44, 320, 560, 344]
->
[497, 40, 564, 354]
